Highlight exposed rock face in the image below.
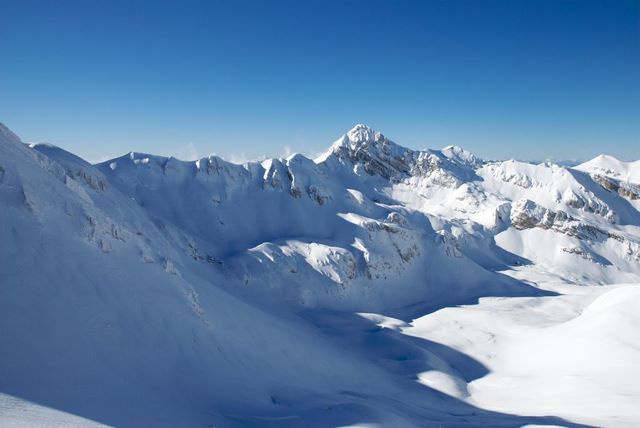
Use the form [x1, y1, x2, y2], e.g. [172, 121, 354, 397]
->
[510, 198, 632, 246]
[359, 218, 422, 281]
[329, 124, 414, 180]
[561, 246, 595, 261]
[328, 124, 480, 187]
[594, 174, 640, 200]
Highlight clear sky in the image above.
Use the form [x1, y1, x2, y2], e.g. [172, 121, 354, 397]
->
[1, 0, 638, 163]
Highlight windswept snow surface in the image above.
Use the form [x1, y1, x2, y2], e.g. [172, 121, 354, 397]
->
[1, 122, 639, 427]
[576, 155, 640, 185]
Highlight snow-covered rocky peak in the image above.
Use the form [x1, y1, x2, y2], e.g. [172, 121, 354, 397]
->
[321, 125, 481, 188]
[345, 123, 382, 145]
[329, 124, 397, 154]
[577, 154, 640, 184]
[441, 145, 483, 168]
[319, 124, 413, 180]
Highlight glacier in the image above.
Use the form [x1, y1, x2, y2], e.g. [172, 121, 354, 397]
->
[1, 122, 639, 427]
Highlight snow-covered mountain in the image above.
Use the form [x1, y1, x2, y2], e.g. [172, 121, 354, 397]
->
[1, 122, 639, 427]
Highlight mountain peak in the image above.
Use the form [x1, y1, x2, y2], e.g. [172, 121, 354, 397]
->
[321, 124, 402, 157]
[441, 145, 482, 167]
[314, 124, 394, 163]
[329, 124, 394, 154]
[346, 124, 382, 146]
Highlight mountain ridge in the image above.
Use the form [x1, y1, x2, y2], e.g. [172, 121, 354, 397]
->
[9, 122, 638, 179]
[1, 121, 639, 427]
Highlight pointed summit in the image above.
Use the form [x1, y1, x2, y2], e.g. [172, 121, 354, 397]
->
[331, 124, 397, 154]
[315, 124, 416, 179]
[346, 124, 380, 145]
[314, 124, 482, 185]
[315, 124, 391, 163]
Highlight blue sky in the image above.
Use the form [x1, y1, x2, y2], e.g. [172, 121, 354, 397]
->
[1, 0, 638, 163]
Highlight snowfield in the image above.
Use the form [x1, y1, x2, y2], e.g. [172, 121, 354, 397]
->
[1, 122, 639, 427]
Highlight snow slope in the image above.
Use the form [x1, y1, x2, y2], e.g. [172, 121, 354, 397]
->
[1, 121, 639, 426]
[403, 276, 640, 427]
[576, 154, 640, 184]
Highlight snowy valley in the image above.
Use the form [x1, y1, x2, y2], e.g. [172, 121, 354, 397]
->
[1, 122, 639, 427]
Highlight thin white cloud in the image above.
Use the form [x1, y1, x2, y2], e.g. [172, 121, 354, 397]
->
[173, 142, 200, 161]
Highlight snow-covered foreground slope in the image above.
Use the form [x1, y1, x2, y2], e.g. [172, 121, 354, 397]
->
[1, 122, 639, 427]
[402, 272, 640, 427]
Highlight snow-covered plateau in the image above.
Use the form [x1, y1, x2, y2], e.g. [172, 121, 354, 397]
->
[1, 122, 639, 427]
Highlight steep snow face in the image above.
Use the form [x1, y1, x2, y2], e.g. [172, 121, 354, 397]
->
[2, 121, 640, 427]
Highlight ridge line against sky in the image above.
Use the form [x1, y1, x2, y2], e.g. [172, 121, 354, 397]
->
[1, 0, 638, 163]
[7, 121, 614, 167]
